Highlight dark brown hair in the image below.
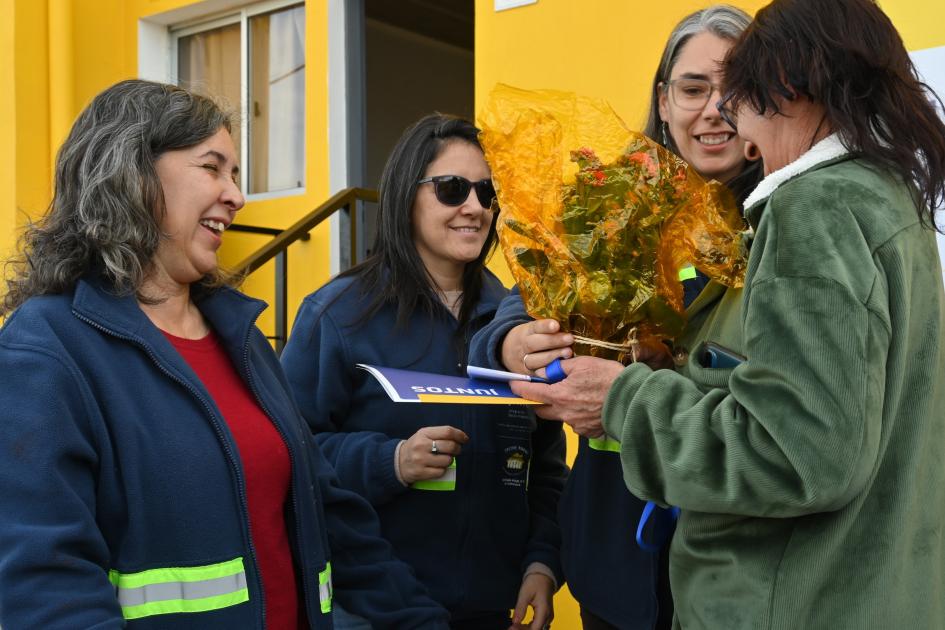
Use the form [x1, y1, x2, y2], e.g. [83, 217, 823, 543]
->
[722, 0, 945, 228]
[339, 114, 498, 337]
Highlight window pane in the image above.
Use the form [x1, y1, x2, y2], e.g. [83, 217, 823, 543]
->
[249, 4, 305, 194]
[177, 23, 242, 159]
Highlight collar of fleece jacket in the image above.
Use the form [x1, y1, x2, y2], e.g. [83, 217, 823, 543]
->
[743, 133, 850, 215]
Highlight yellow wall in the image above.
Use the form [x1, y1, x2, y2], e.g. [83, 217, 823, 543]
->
[474, 0, 945, 142]
[7, 1, 52, 252]
[473, 0, 945, 625]
[1, 0, 15, 258]
[4, 0, 132, 260]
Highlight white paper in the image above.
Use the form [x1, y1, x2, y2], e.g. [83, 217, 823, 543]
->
[495, 0, 537, 12]
[467, 365, 548, 383]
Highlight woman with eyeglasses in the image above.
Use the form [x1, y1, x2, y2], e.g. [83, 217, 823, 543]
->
[468, 6, 760, 629]
[510, 0, 945, 627]
[281, 114, 568, 630]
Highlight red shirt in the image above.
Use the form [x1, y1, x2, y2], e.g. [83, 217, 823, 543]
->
[164, 330, 300, 629]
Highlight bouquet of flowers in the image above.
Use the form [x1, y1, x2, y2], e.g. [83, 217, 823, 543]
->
[478, 84, 747, 362]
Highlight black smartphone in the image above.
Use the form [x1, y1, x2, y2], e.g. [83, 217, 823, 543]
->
[700, 341, 746, 369]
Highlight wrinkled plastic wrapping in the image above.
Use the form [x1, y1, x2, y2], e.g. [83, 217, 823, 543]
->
[479, 84, 747, 361]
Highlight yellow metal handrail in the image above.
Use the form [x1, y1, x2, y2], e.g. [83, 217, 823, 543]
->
[229, 187, 378, 352]
[234, 187, 378, 275]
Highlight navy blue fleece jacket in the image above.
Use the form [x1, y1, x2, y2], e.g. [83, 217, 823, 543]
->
[281, 269, 567, 620]
[0, 277, 448, 630]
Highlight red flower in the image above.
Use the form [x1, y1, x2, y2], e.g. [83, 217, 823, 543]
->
[627, 152, 658, 178]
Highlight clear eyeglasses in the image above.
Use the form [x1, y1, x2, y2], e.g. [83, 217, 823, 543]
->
[662, 78, 724, 111]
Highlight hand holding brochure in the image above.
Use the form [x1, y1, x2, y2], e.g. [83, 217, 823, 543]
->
[356, 364, 543, 404]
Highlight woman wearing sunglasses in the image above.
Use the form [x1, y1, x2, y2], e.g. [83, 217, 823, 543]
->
[281, 114, 567, 630]
[469, 6, 761, 629]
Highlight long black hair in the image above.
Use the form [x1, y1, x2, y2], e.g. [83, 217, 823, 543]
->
[722, 0, 945, 228]
[339, 114, 499, 335]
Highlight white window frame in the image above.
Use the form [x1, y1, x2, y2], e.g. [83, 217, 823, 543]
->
[327, 0, 347, 275]
[140, 0, 306, 202]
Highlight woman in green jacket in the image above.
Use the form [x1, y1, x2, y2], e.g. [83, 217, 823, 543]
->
[511, 0, 945, 628]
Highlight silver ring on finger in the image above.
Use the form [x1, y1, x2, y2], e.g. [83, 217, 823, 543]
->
[431, 440, 438, 455]
[523, 353, 530, 370]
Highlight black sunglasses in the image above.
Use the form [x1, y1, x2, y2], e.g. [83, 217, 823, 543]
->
[417, 175, 497, 209]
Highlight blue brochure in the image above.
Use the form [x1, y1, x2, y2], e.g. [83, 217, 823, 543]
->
[356, 364, 542, 405]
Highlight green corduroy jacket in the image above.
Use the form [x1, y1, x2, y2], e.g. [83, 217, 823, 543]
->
[603, 142, 945, 630]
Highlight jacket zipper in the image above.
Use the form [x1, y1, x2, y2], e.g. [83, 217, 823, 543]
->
[456, 330, 475, 610]
[73, 311, 268, 630]
[239, 335, 322, 626]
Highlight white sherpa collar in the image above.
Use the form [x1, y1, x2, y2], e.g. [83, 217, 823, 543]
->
[742, 133, 850, 212]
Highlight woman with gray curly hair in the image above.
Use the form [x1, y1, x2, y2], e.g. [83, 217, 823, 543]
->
[0, 79, 449, 629]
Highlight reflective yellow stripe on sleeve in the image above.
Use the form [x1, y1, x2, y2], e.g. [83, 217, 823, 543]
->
[588, 436, 620, 452]
[678, 264, 697, 281]
[318, 561, 333, 613]
[108, 557, 249, 620]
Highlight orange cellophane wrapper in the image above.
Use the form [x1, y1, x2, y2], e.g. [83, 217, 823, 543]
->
[478, 84, 747, 361]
